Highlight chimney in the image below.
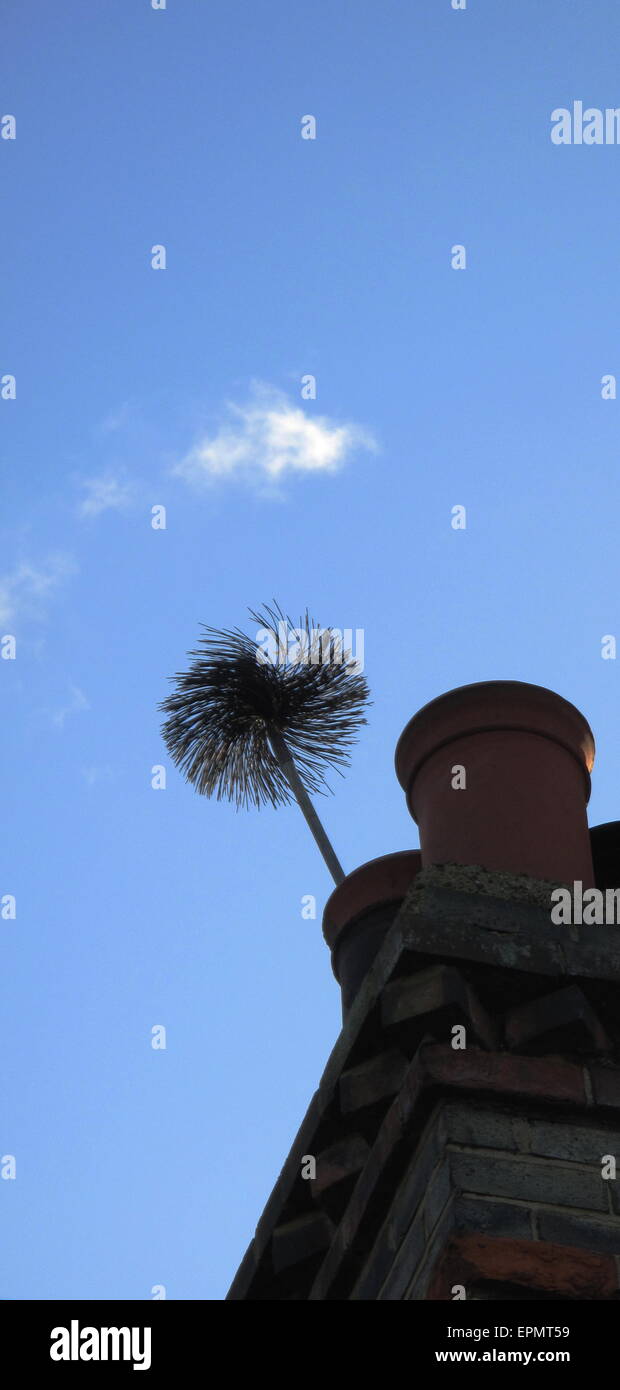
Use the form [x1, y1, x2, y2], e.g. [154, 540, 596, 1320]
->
[230, 680, 620, 1306]
[395, 680, 595, 887]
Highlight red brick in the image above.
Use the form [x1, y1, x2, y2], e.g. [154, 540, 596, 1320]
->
[428, 1234, 618, 1300]
[422, 1043, 587, 1104]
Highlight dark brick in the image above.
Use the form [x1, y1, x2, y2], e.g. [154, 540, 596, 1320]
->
[537, 1209, 620, 1258]
[253, 1089, 323, 1261]
[271, 1210, 335, 1274]
[311, 1135, 370, 1197]
[455, 1193, 533, 1241]
[504, 984, 611, 1054]
[381, 965, 496, 1050]
[309, 1054, 429, 1301]
[308, 1102, 407, 1299]
[400, 888, 620, 993]
[377, 1212, 427, 1301]
[349, 1227, 398, 1301]
[379, 1119, 446, 1253]
[444, 1101, 524, 1152]
[395, 1047, 427, 1128]
[401, 900, 566, 979]
[449, 1150, 608, 1211]
[606, 1174, 620, 1217]
[528, 1118, 620, 1166]
[402, 1204, 456, 1301]
[307, 1227, 346, 1301]
[590, 1064, 620, 1111]
[561, 930, 620, 985]
[424, 1159, 452, 1240]
[339, 1048, 409, 1115]
[341, 1117, 447, 1300]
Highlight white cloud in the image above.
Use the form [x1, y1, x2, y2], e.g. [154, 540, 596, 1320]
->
[0, 555, 75, 627]
[173, 386, 376, 489]
[77, 472, 134, 518]
[52, 683, 90, 729]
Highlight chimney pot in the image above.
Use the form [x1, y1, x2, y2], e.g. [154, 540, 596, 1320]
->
[323, 851, 421, 1014]
[395, 681, 595, 887]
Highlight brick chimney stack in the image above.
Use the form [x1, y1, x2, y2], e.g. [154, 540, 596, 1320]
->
[229, 681, 620, 1304]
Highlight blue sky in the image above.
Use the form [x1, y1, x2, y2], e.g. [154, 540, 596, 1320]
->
[3, 0, 620, 1300]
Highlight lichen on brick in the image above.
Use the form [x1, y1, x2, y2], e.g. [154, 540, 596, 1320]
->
[404, 863, 569, 911]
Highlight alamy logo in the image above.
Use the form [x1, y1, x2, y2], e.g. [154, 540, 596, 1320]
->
[255, 621, 364, 672]
[50, 1321, 151, 1371]
[551, 102, 620, 144]
[550, 882, 620, 925]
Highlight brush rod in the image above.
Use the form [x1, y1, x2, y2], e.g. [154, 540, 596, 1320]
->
[269, 729, 345, 885]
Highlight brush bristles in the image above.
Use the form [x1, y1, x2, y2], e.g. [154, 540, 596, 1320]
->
[159, 604, 370, 809]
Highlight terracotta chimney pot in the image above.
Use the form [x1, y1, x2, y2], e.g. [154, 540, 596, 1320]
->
[395, 681, 595, 887]
[323, 850, 422, 1013]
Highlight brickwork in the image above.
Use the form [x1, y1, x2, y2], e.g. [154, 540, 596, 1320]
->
[228, 870, 620, 1301]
